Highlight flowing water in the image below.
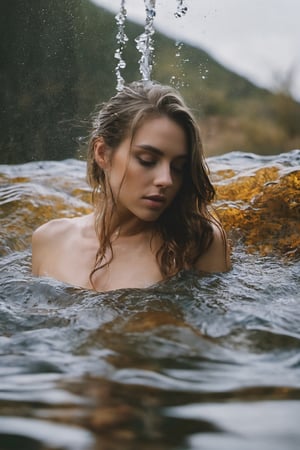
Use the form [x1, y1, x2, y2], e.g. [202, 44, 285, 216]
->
[0, 150, 299, 450]
[114, 0, 128, 91]
[116, 0, 188, 85]
[135, 0, 156, 81]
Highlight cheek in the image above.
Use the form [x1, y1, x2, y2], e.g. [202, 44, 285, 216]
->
[122, 162, 148, 186]
[173, 176, 184, 192]
[107, 160, 128, 189]
[170, 178, 185, 203]
[113, 165, 140, 197]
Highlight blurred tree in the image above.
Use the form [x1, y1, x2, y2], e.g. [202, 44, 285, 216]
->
[0, 0, 79, 163]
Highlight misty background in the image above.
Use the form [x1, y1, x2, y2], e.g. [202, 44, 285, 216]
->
[0, 0, 299, 164]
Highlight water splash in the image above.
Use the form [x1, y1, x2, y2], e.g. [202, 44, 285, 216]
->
[115, 0, 188, 86]
[170, 1, 189, 88]
[174, 0, 188, 18]
[114, 0, 128, 91]
[170, 41, 190, 89]
[199, 61, 209, 80]
[135, 0, 156, 81]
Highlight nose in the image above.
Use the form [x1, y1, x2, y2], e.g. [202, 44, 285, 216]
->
[153, 163, 173, 188]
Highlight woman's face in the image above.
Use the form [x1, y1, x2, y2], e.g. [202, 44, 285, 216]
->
[105, 115, 188, 223]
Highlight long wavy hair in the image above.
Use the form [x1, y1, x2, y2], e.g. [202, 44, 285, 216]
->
[86, 81, 216, 283]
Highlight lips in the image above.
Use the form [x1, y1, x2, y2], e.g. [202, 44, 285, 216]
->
[144, 194, 166, 203]
[142, 194, 166, 209]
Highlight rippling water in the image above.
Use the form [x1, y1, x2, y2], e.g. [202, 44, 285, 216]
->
[0, 150, 299, 450]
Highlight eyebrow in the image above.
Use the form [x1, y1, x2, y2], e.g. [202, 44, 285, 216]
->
[134, 144, 187, 160]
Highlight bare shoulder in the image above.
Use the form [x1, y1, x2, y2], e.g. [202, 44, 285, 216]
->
[195, 220, 231, 273]
[33, 217, 73, 239]
[32, 216, 84, 276]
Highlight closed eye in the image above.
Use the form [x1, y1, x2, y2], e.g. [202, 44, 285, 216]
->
[137, 156, 156, 167]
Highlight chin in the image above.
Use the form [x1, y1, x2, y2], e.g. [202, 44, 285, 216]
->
[138, 212, 163, 223]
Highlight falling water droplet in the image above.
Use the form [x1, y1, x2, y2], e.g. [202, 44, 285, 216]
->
[135, 0, 156, 81]
[175, 40, 183, 58]
[114, 0, 128, 91]
[199, 61, 209, 81]
[171, 0, 189, 89]
[171, 40, 190, 88]
[174, 0, 188, 19]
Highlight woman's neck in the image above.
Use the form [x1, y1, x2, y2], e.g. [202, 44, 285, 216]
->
[94, 208, 156, 239]
[113, 216, 156, 238]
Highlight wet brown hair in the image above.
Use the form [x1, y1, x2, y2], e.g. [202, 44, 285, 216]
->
[87, 81, 215, 283]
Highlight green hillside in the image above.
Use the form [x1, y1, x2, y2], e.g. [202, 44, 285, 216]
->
[0, 0, 299, 163]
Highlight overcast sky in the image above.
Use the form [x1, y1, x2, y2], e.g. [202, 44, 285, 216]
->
[92, 0, 300, 100]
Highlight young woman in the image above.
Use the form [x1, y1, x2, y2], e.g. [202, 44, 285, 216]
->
[32, 81, 231, 291]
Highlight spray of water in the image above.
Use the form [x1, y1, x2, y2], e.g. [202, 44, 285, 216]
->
[170, 41, 189, 89]
[114, 0, 189, 87]
[135, 0, 156, 81]
[174, 0, 188, 18]
[171, 1, 189, 88]
[114, 0, 128, 91]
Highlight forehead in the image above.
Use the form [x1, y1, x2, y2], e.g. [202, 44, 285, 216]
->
[132, 116, 188, 157]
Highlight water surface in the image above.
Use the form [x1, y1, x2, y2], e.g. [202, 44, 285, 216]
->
[0, 150, 299, 449]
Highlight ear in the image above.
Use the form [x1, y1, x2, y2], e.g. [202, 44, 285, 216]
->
[93, 137, 110, 169]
